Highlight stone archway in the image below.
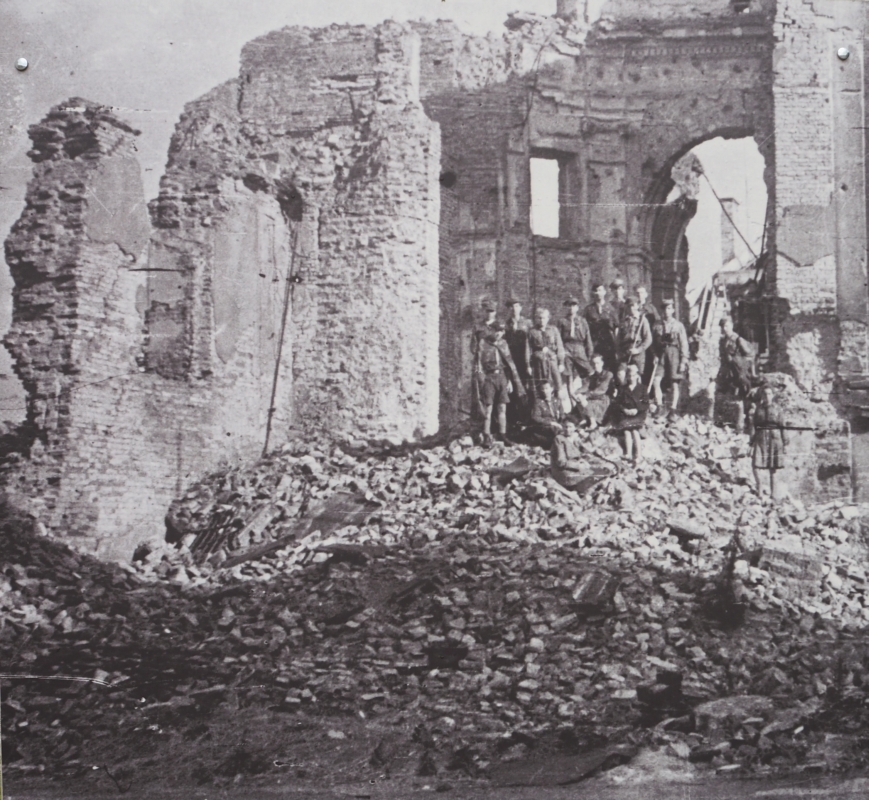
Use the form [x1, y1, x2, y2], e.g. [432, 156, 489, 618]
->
[640, 128, 765, 321]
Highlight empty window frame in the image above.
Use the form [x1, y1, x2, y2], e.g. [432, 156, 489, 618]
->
[530, 156, 561, 238]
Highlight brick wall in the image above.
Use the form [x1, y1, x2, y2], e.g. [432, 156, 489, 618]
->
[2, 22, 441, 558]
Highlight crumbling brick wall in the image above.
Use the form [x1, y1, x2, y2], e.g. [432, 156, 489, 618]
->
[417, 6, 775, 424]
[2, 22, 441, 558]
[4, 4, 866, 554]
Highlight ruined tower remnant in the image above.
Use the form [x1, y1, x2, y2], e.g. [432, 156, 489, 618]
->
[3, 1, 867, 557]
[2, 23, 441, 558]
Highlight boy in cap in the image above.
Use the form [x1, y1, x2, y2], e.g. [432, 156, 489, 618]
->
[584, 283, 619, 372]
[473, 300, 498, 356]
[651, 298, 689, 419]
[475, 322, 526, 445]
[558, 296, 595, 403]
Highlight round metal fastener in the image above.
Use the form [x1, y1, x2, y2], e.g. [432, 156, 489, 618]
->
[837, 47, 851, 61]
[15, 57, 28, 71]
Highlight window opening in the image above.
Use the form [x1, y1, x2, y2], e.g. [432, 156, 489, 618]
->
[530, 157, 560, 238]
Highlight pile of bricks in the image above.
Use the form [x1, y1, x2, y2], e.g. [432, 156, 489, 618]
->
[4, 416, 869, 788]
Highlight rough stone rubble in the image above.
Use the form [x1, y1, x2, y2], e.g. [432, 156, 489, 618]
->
[4, 416, 869, 789]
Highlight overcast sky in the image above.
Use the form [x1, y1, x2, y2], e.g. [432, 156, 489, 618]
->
[0, 0, 760, 415]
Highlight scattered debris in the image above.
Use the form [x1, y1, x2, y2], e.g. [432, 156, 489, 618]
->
[4, 415, 869, 787]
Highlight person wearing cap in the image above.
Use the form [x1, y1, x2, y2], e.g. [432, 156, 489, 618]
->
[651, 298, 689, 419]
[635, 286, 660, 329]
[583, 283, 619, 372]
[558, 297, 595, 402]
[527, 307, 565, 400]
[748, 378, 786, 500]
[475, 322, 525, 445]
[610, 278, 628, 323]
[616, 298, 653, 371]
[473, 301, 499, 356]
[504, 299, 532, 430]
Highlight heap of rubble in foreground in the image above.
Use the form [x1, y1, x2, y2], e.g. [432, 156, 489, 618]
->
[3, 415, 869, 790]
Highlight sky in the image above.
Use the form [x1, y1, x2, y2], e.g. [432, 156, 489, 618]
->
[0, 0, 760, 417]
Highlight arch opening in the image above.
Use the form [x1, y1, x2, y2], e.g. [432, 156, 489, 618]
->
[646, 135, 768, 331]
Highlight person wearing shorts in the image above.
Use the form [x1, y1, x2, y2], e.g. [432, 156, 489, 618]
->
[651, 299, 688, 419]
[475, 323, 525, 445]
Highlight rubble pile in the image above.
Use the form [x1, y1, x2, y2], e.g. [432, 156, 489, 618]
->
[4, 416, 869, 787]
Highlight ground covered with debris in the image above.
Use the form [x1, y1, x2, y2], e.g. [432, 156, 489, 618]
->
[4, 416, 869, 793]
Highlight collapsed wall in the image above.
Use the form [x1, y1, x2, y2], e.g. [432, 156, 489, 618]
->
[1, 22, 441, 559]
[2, 3, 866, 556]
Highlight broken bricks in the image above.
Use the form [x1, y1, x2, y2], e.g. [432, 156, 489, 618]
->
[5, 415, 869, 784]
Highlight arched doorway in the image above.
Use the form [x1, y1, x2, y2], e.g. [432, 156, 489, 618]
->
[642, 134, 769, 325]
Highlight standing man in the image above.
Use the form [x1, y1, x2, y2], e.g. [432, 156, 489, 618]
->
[476, 323, 525, 445]
[527, 307, 565, 400]
[504, 298, 531, 430]
[616, 298, 653, 371]
[635, 285, 661, 387]
[651, 298, 689, 419]
[558, 297, 595, 404]
[584, 283, 620, 372]
[610, 278, 628, 324]
[710, 316, 755, 432]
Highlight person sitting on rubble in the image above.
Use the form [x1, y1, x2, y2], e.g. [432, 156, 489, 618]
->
[550, 419, 587, 490]
[475, 322, 525, 446]
[515, 379, 563, 449]
[710, 316, 755, 432]
[574, 352, 613, 430]
[609, 363, 650, 463]
[748, 378, 786, 501]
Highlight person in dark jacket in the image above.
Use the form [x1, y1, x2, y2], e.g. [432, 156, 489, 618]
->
[576, 352, 613, 429]
[475, 323, 525, 445]
[610, 363, 649, 462]
[636, 285, 661, 386]
[610, 277, 628, 324]
[711, 316, 755, 432]
[504, 298, 532, 430]
[584, 283, 619, 372]
[519, 380, 563, 448]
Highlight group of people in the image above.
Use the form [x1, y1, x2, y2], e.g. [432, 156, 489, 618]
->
[473, 281, 787, 498]
[472, 278, 689, 462]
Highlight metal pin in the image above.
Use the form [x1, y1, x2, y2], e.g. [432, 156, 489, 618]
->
[15, 57, 29, 71]
[837, 47, 850, 61]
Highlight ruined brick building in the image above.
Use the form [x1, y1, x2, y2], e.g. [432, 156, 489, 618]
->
[1, 0, 867, 557]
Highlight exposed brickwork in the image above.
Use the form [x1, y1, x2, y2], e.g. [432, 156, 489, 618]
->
[4, 4, 869, 553]
[2, 23, 441, 557]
